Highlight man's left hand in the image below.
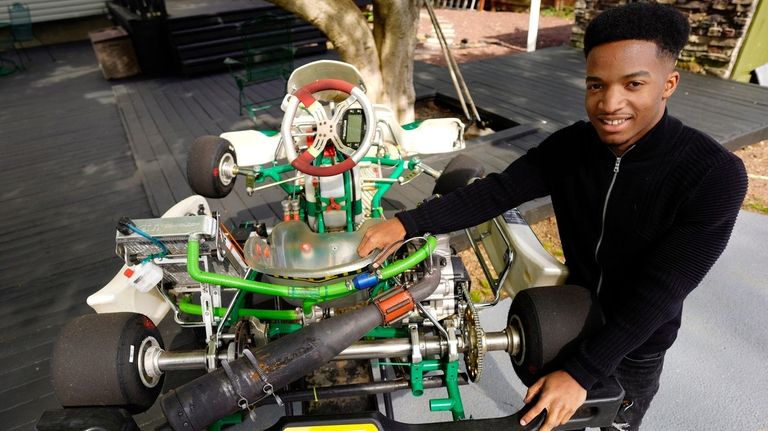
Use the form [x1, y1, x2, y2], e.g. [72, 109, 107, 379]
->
[519, 370, 587, 431]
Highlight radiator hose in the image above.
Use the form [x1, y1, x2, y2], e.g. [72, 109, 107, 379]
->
[160, 257, 442, 430]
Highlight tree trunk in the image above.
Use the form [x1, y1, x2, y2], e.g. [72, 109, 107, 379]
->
[373, 0, 420, 123]
[267, 0, 418, 124]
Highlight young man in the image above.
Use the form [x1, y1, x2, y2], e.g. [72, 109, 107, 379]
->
[357, 3, 747, 430]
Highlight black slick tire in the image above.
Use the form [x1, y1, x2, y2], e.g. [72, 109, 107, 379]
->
[187, 135, 237, 198]
[51, 312, 165, 413]
[432, 154, 485, 195]
[507, 285, 603, 387]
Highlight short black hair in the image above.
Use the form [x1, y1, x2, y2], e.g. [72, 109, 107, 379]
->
[583, 2, 690, 60]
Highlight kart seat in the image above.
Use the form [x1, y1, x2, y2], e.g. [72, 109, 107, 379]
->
[374, 104, 465, 155]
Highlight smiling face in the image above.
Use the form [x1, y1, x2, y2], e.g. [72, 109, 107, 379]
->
[585, 40, 680, 155]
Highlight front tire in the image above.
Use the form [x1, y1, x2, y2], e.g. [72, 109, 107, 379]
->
[432, 154, 485, 195]
[508, 285, 603, 386]
[51, 313, 165, 413]
[187, 135, 237, 198]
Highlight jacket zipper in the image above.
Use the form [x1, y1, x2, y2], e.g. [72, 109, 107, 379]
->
[595, 146, 634, 295]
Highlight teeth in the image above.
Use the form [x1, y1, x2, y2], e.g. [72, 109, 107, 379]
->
[603, 118, 628, 126]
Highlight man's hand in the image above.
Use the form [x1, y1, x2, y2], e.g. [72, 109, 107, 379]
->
[520, 370, 587, 431]
[357, 218, 406, 258]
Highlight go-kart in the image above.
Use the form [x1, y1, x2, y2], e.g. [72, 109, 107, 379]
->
[45, 61, 623, 431]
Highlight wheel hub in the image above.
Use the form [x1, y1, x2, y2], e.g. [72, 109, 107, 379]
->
[218, 152, 236, 186]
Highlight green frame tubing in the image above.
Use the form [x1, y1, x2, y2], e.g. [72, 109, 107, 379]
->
[362, 156, 407, 218]
[185, 234, 437, 315]
[177, 296, 301, 321]
[412, 360, 466, 420]
[378, 359, 465, 421]
[242, 156, 413, 220]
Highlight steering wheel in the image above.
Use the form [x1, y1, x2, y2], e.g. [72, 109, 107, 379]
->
[281, 79, 376, 177]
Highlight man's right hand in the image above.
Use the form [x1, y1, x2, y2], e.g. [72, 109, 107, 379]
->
[357, 218, 406, 258]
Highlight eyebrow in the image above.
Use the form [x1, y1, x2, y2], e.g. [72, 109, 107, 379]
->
[585, 70, 652, 82]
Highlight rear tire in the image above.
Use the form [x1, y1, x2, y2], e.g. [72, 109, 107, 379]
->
[432, 154, 485, 195]
[187, 136, 237, 198]
[507, 285, 603, 386]
[51, 313, 165, 413]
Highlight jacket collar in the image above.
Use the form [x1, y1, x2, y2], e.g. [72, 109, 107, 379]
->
[588, 109, 683, 162]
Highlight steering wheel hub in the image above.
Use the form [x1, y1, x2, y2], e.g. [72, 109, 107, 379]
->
[281, 79, 376, 177]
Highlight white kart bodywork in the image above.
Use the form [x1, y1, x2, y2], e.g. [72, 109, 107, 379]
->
[219, 60, 465, 167]
[86, 195, 211, 324]
[89, 60, 561, 324]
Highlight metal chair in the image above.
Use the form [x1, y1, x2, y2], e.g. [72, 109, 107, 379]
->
[224, 13, 295, 122]
[0, 30, 21, 76]
[8, 2, 55, 68]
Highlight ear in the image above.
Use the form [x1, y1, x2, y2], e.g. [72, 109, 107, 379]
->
[662, 71, 680, 100]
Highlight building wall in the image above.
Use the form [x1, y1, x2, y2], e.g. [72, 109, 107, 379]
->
[731, 0, 767, 82]
[1, 0, 107, 23]
[570, 0, 762, 79]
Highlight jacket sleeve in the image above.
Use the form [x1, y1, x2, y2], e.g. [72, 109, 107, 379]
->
[563, 154, 748, 389]
[395, 140, 556, 237]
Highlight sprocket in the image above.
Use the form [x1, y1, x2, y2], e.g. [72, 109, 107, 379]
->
[462, 297, 486, 382]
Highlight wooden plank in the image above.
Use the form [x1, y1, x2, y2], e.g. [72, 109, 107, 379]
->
[114, 85, 176, 215]
[131, 83, 196, 201]
[0, 41, 156, 431]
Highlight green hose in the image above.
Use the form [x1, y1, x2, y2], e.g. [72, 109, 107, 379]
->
[379, 236, 438, 279]
[187, 237, 351, 301]
[177, 296, 300, 321]
[186, 234, 437, 302]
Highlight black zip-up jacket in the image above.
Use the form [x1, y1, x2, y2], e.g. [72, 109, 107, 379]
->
[396, 112, 748, 389]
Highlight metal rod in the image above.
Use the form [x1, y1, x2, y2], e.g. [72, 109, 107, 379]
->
[424, 0, 470, 119]
[336, 337, 444, 360]
[425, 0, 483, 125]
[380, 361, 395, 419]
[246, 174, 303, 193]
[156, 350, 208, 371]
[154, 328, 514, 372]
[485, 329, 516, 355]
[416, 302, 451, 341]
[362, 177, 400, 184]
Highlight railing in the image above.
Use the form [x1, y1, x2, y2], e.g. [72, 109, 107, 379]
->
[429, 0, 479, 9]
[111, 0, 167, 19]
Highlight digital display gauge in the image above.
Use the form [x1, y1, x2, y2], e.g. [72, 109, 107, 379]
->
[338, 108, 367, 151]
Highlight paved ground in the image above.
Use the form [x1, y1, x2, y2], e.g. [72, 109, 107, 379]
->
[388, 210, 768, 430]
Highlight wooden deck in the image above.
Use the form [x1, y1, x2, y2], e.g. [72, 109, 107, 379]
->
[0, 42, 154, 430]
[1, 41, 767, 430]
[115, 45, 768, 223]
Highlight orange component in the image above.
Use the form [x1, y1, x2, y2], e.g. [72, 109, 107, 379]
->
[373, 286, 415, 324]
[264, 246, 270, 258]
[326, 197, 342, 212]
[307, 129, 315, 149]
[219, 222, 245, 258]
[323, 145, 336, 158]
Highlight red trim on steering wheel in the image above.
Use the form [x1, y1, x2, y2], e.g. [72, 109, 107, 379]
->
[288, 79, 362, 177]
[291, 153, 356, 177]
[293, 79, 356, 112]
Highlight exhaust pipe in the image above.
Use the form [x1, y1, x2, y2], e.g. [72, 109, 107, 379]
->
[160, 259, 441, 430]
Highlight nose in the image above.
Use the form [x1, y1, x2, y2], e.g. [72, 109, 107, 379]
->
[599, 85, 624, 113]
